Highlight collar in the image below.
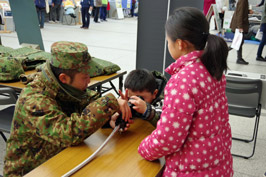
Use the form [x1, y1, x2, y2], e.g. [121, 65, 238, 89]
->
[41, 61, 86, 102]
[165, 50, 203, 75]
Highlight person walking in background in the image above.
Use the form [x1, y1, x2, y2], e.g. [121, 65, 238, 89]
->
[131, 0, 136, 17]
[230, 0, 249, 65]
[100, 0, 108, 22]
[52, 0, 62, 22]
[256, 0, 266, 62]
[94, 0, 102, 23]
[35, 0, 46, 29]
[138, 7, 233, 176]
[80, 0, 93, 29]
[216, 0, 227, 28]
[48, 0, 53, 22]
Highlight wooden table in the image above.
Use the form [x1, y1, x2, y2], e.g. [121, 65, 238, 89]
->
[0, 70, 127, 96]
[24, 119, 164, 177]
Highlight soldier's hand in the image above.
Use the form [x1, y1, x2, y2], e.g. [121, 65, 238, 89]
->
[119, 89, 128, 100]
[109, 112, 131, 131]
[117, 98, 132, 123]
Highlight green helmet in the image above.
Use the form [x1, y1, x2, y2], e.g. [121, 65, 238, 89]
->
[50, 41, 91, 74]
[0, 57, 25, 81]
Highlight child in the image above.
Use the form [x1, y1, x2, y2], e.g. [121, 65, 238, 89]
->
[106, 69, 167, 129]
[138, 7, 233, 177]
[124, 69, 167, 127]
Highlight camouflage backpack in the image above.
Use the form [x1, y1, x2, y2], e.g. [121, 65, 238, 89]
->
[0, 57, 25, 81]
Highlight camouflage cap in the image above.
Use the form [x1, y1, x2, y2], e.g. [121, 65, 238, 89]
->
[50, 41, 91, 73]
[0, 57, 25, 81]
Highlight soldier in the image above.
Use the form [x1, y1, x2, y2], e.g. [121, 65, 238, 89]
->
[3, 41, 131, 177]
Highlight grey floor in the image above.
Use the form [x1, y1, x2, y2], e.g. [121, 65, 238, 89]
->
[1, 17, 266, 176]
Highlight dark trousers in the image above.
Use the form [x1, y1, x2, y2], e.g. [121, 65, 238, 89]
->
[36, 7, 45, 28]
[94, 7, 100, 22]
[100, 6, 107, 20]
[81, 7, 90, 28]
[52, 4, 61, 21]
[131, 2, 135, 17]
[49, 5, 52, 21]
[237, 36, 245, 59]
[257, 23, 266, 57]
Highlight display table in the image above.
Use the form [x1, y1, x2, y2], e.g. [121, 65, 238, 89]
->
[24, 119, 164, 177]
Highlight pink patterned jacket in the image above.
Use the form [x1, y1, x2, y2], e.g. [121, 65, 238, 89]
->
[138, 51, 233, 177]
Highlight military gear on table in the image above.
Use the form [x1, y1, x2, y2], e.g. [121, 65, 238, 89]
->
[6, 47, 47, 70]
[4, 57, 120, 176]
[91, 57, 120, 75]
[22, 51, 50, 70]
[0, 45, 14, 57]
[50, 41, 91, 73]
[0, 57, 25, 81]
[6, 46, 40, 57]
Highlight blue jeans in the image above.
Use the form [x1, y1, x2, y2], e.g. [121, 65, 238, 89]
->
[257, 23, 266, 57]
[36, 7, 45, 28]
[100, 6, 107, 20]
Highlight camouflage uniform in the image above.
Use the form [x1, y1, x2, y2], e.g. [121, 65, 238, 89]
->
[4, 41, 120, 177]
[0, 57, 25, 81]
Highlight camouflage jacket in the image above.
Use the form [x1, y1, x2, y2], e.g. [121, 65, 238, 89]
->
[4, 62, 120, 177]
[142, 71, 167, 127]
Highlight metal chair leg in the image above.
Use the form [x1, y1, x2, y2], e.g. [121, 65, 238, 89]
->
[232, 115, 260, 159]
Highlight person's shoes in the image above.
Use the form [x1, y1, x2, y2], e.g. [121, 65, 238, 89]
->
[83, 27, 88, 29]
[100, 19, 103, 22]
[94, 21, 100, 23]
[103, 19, 107, 21]
[40, 26, 44, 29]
[256, 56, 266, 62]
[236, 58, 249, 65]
[228, 46, 233, 51]
[80, 26, 84, 28]
[70, 14, 76, 18]
[50, 21, 55, 23]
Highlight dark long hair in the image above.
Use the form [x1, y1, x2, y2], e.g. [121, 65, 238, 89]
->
[165, 7, 228, 80]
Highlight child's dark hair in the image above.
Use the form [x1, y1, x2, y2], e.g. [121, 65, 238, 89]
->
[124, 69, 157, 93]
[165, 7, 228, 80]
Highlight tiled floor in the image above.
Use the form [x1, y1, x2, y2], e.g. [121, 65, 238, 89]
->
[0, 17, 266, 176]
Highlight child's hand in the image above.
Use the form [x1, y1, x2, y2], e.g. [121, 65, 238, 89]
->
[128, 96, 147, 115]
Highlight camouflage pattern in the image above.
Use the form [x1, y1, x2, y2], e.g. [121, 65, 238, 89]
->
[0, 45, 14, 57]
[4, 62, 120, 176]
[6, 46, 40, 57]
[50, 41, 91, 73]
[91, 57, 121, 75]
[87, 58, 105, 77]
[19, 73, 38, 84]
[0, 57, 25, 81]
